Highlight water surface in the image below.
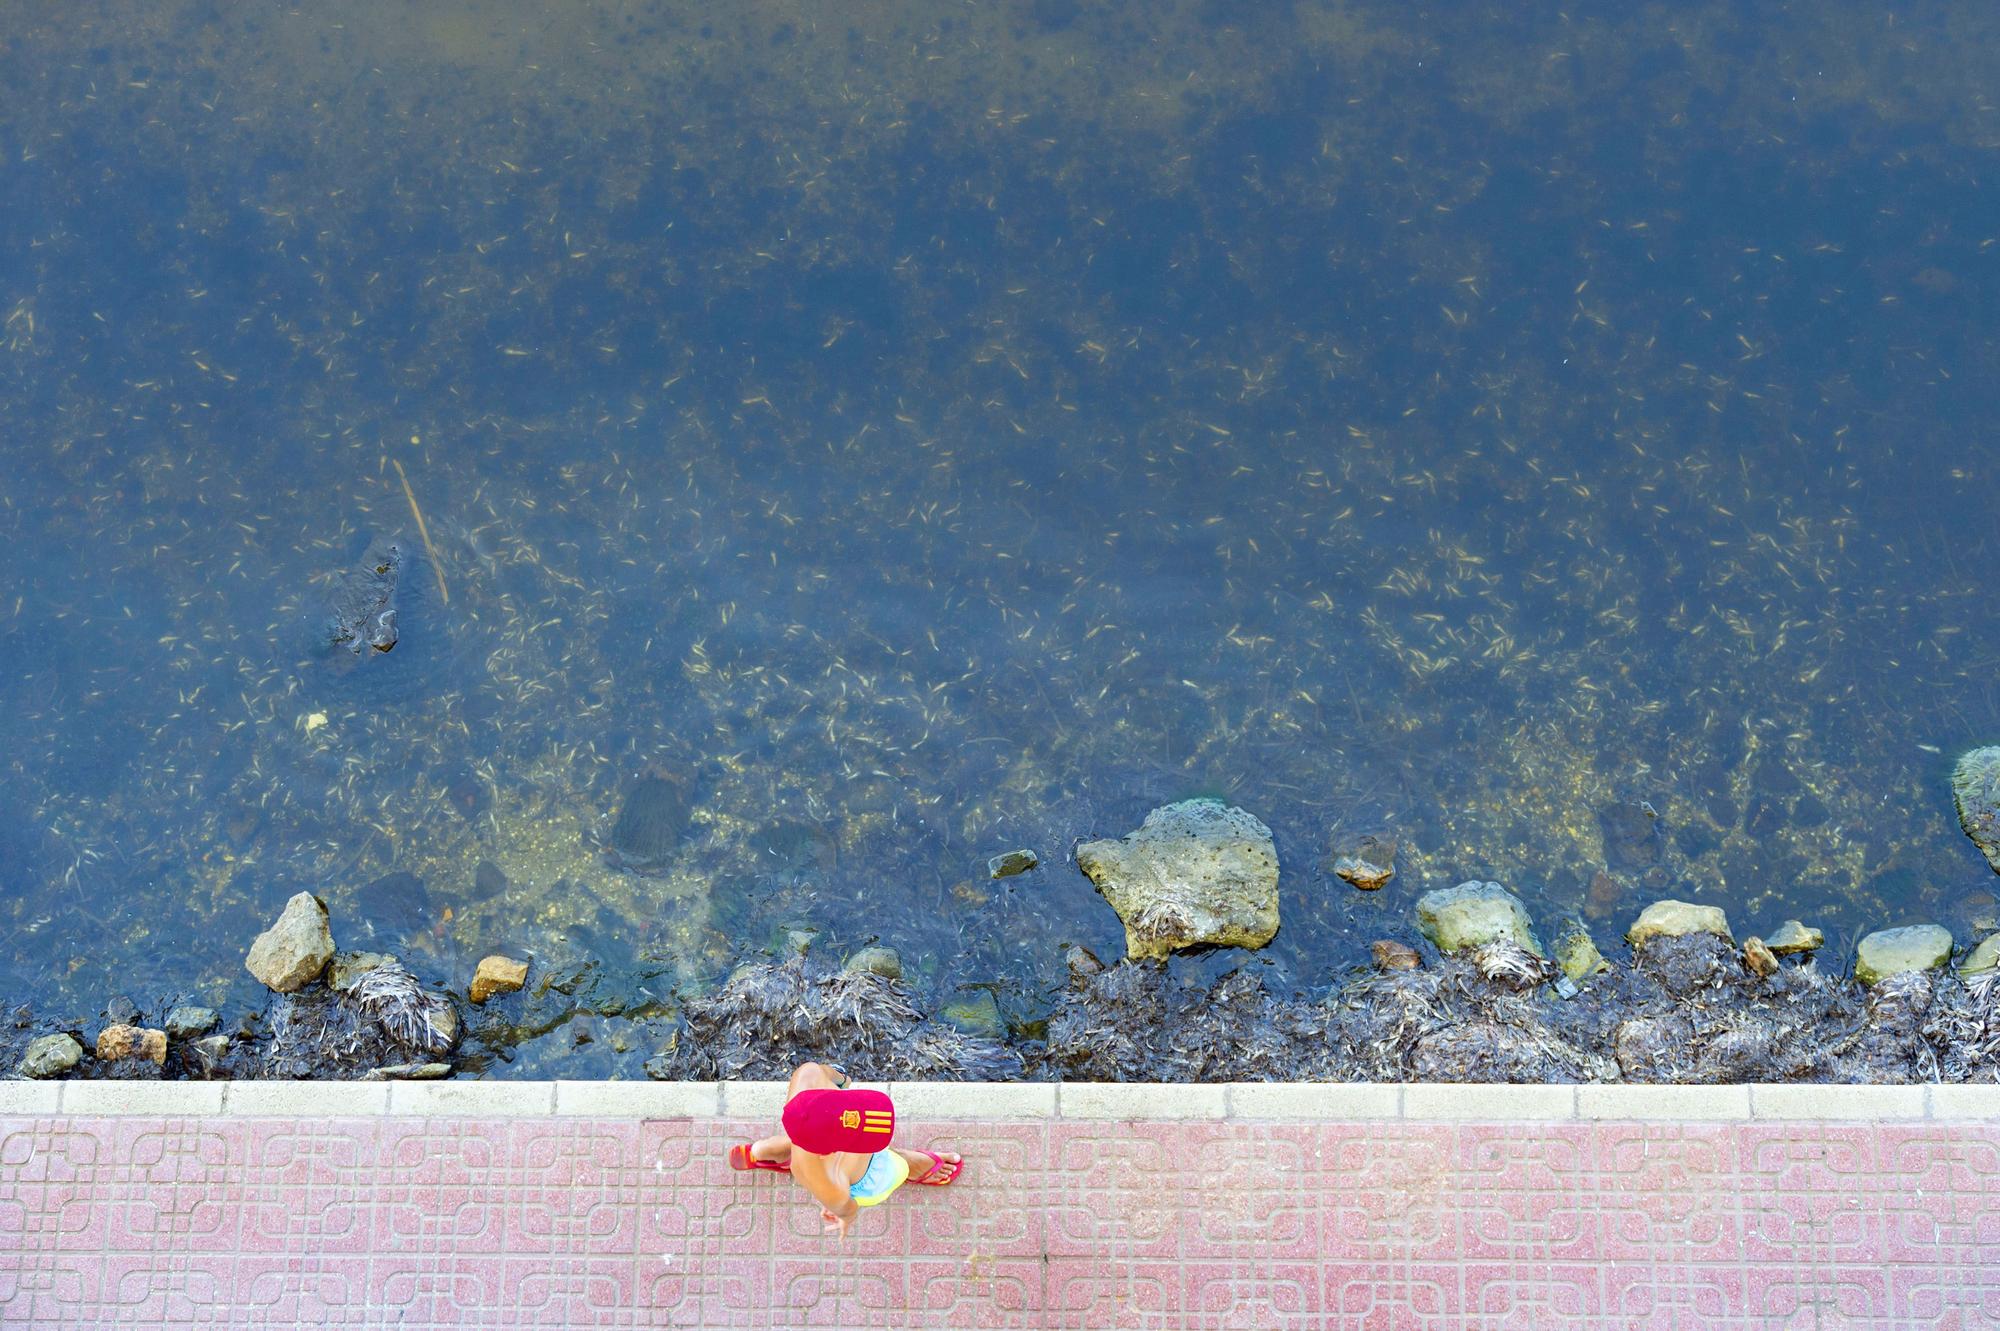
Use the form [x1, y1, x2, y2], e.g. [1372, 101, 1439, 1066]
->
[3, 1, 1996, 1073]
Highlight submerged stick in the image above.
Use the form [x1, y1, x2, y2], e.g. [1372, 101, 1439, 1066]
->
[390, 457, 450, 605]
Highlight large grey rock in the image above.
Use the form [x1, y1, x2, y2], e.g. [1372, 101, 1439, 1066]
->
[1855, 924, 1953, 986]
[1415, 882, 1543, 957]
[1953, 747, 2000, 873]
[21, 1033, 82, 1079]
[245, 892, 336, 992]
[1075, 800, 1280, 960]
[1626, 900, 1733, 946]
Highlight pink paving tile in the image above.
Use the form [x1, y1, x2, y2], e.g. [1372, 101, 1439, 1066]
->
[1181, 1261, 1322, 1329]
[1600, 1262, 1747, 1325]
[1323, 1262, 1461, 1327]
[1318, 1124, 1461, 1262]
[1737, 1187, 1881, 1264]
[1043, 1257, 1182, 1328]
[906, 1124, 1046, 1258]
[27, 1108, 2000, 1328]
[905, 1257, 1044, 1328]
[1043, 1124, 1182, 1258]
[1462, 1261, 1604, 1325]
[228, 1254, 377, 1323]
[769, 1257, 910, 1328]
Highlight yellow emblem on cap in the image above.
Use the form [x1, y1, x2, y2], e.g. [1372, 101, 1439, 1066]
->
[841, 1109, 860, 1129]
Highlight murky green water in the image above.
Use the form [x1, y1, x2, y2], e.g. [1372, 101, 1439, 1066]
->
[3, 1, 1997, 1075]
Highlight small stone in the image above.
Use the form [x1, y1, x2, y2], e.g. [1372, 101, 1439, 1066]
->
[164, 1006, 218, 1039]
[245, 892, 337, 992]
[190, 1034, 231, 1071]
[1961, 892, 2000, 934]
[1415, 882, 1544, 957]
[1764, 920, 1823, 956]
[1959, 934, 2000, 979]
[364, 1062, 453, 1080]
[782, 926, 818, 956]
[469, 955, 529, 1005]
[1855, 924, 1954, 986]
[1554, 976, 1580, 1000]
[21, 1033, 82, 1079]
[1371, 940, 1421, 971]
[1626, 900, 1734, 946]
[105, 996, 141, 1026]
[425, 1003, 459, 1048]
[1064, 944, 1105, 979]
[1332, 833, 1397, 890]
[96, 1024, 168, 1065]
[842, 946, 903, 981]
[1553, 923, 1610, 982]
[328, 951, 396, 994]
[988, 849, 1039, 878]
[940, 990, 1006, 1040]
[1742, 937, 1780, 978]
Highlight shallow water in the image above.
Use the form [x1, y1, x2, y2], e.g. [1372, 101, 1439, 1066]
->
[3, 1, 1997, 1075]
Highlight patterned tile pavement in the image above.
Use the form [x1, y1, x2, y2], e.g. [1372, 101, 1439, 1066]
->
[3, 1110, 1999, 1329]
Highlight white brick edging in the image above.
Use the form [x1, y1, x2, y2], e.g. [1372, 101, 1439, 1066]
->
[10, 1079, 1998, 1120]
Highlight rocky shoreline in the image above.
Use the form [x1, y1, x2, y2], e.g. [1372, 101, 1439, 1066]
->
[13, 750, 2000, 1087]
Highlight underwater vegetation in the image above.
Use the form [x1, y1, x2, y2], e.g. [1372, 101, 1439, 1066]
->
[1, 0, 1997, 1077]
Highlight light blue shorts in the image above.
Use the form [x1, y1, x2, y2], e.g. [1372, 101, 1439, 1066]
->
[849, 1150, 909, 1207]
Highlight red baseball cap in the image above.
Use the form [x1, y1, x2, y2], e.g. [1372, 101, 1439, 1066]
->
[782, 1088, 896, 1154]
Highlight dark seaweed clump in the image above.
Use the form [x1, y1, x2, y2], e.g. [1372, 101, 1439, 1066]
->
[1038, 934, 2000, 1084]
[649, 957, 1023, 1082]
[655, 935, 2000, 1085]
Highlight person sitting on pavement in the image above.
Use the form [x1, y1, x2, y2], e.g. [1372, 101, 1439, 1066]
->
[728, 1060, 963, 1237]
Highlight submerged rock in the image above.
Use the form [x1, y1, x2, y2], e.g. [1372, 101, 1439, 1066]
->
[842, 945, 903, 980]
[1952, 747, 2000, 873]
[1855, 925, 1953, 986]
[1415, 882, 1543, 957]
[246, 893, 336, 993]
[988, 849, 1038, 878]
[1371, 940, 1421, 971]
[604, 773, 692, 874]
[1765, 920, 1823, 956]
[328, 951, 394, 994]
[1331, 833, 1397, 890]
[21, 1033, 82, 1079]
[941, 990, 1006, 1039]
[326, 541, 401, 655]
[1626, 899, 1733, 946]
[1554, 922, 1610, 982]
[1075, 799, 1280, 960]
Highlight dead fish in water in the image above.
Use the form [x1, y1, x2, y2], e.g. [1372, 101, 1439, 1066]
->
[327, 542, 401, 655]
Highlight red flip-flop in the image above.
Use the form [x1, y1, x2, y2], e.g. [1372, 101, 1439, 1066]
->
[909, 1150, 963, 1186]
[728, 1144, 790, 1174]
